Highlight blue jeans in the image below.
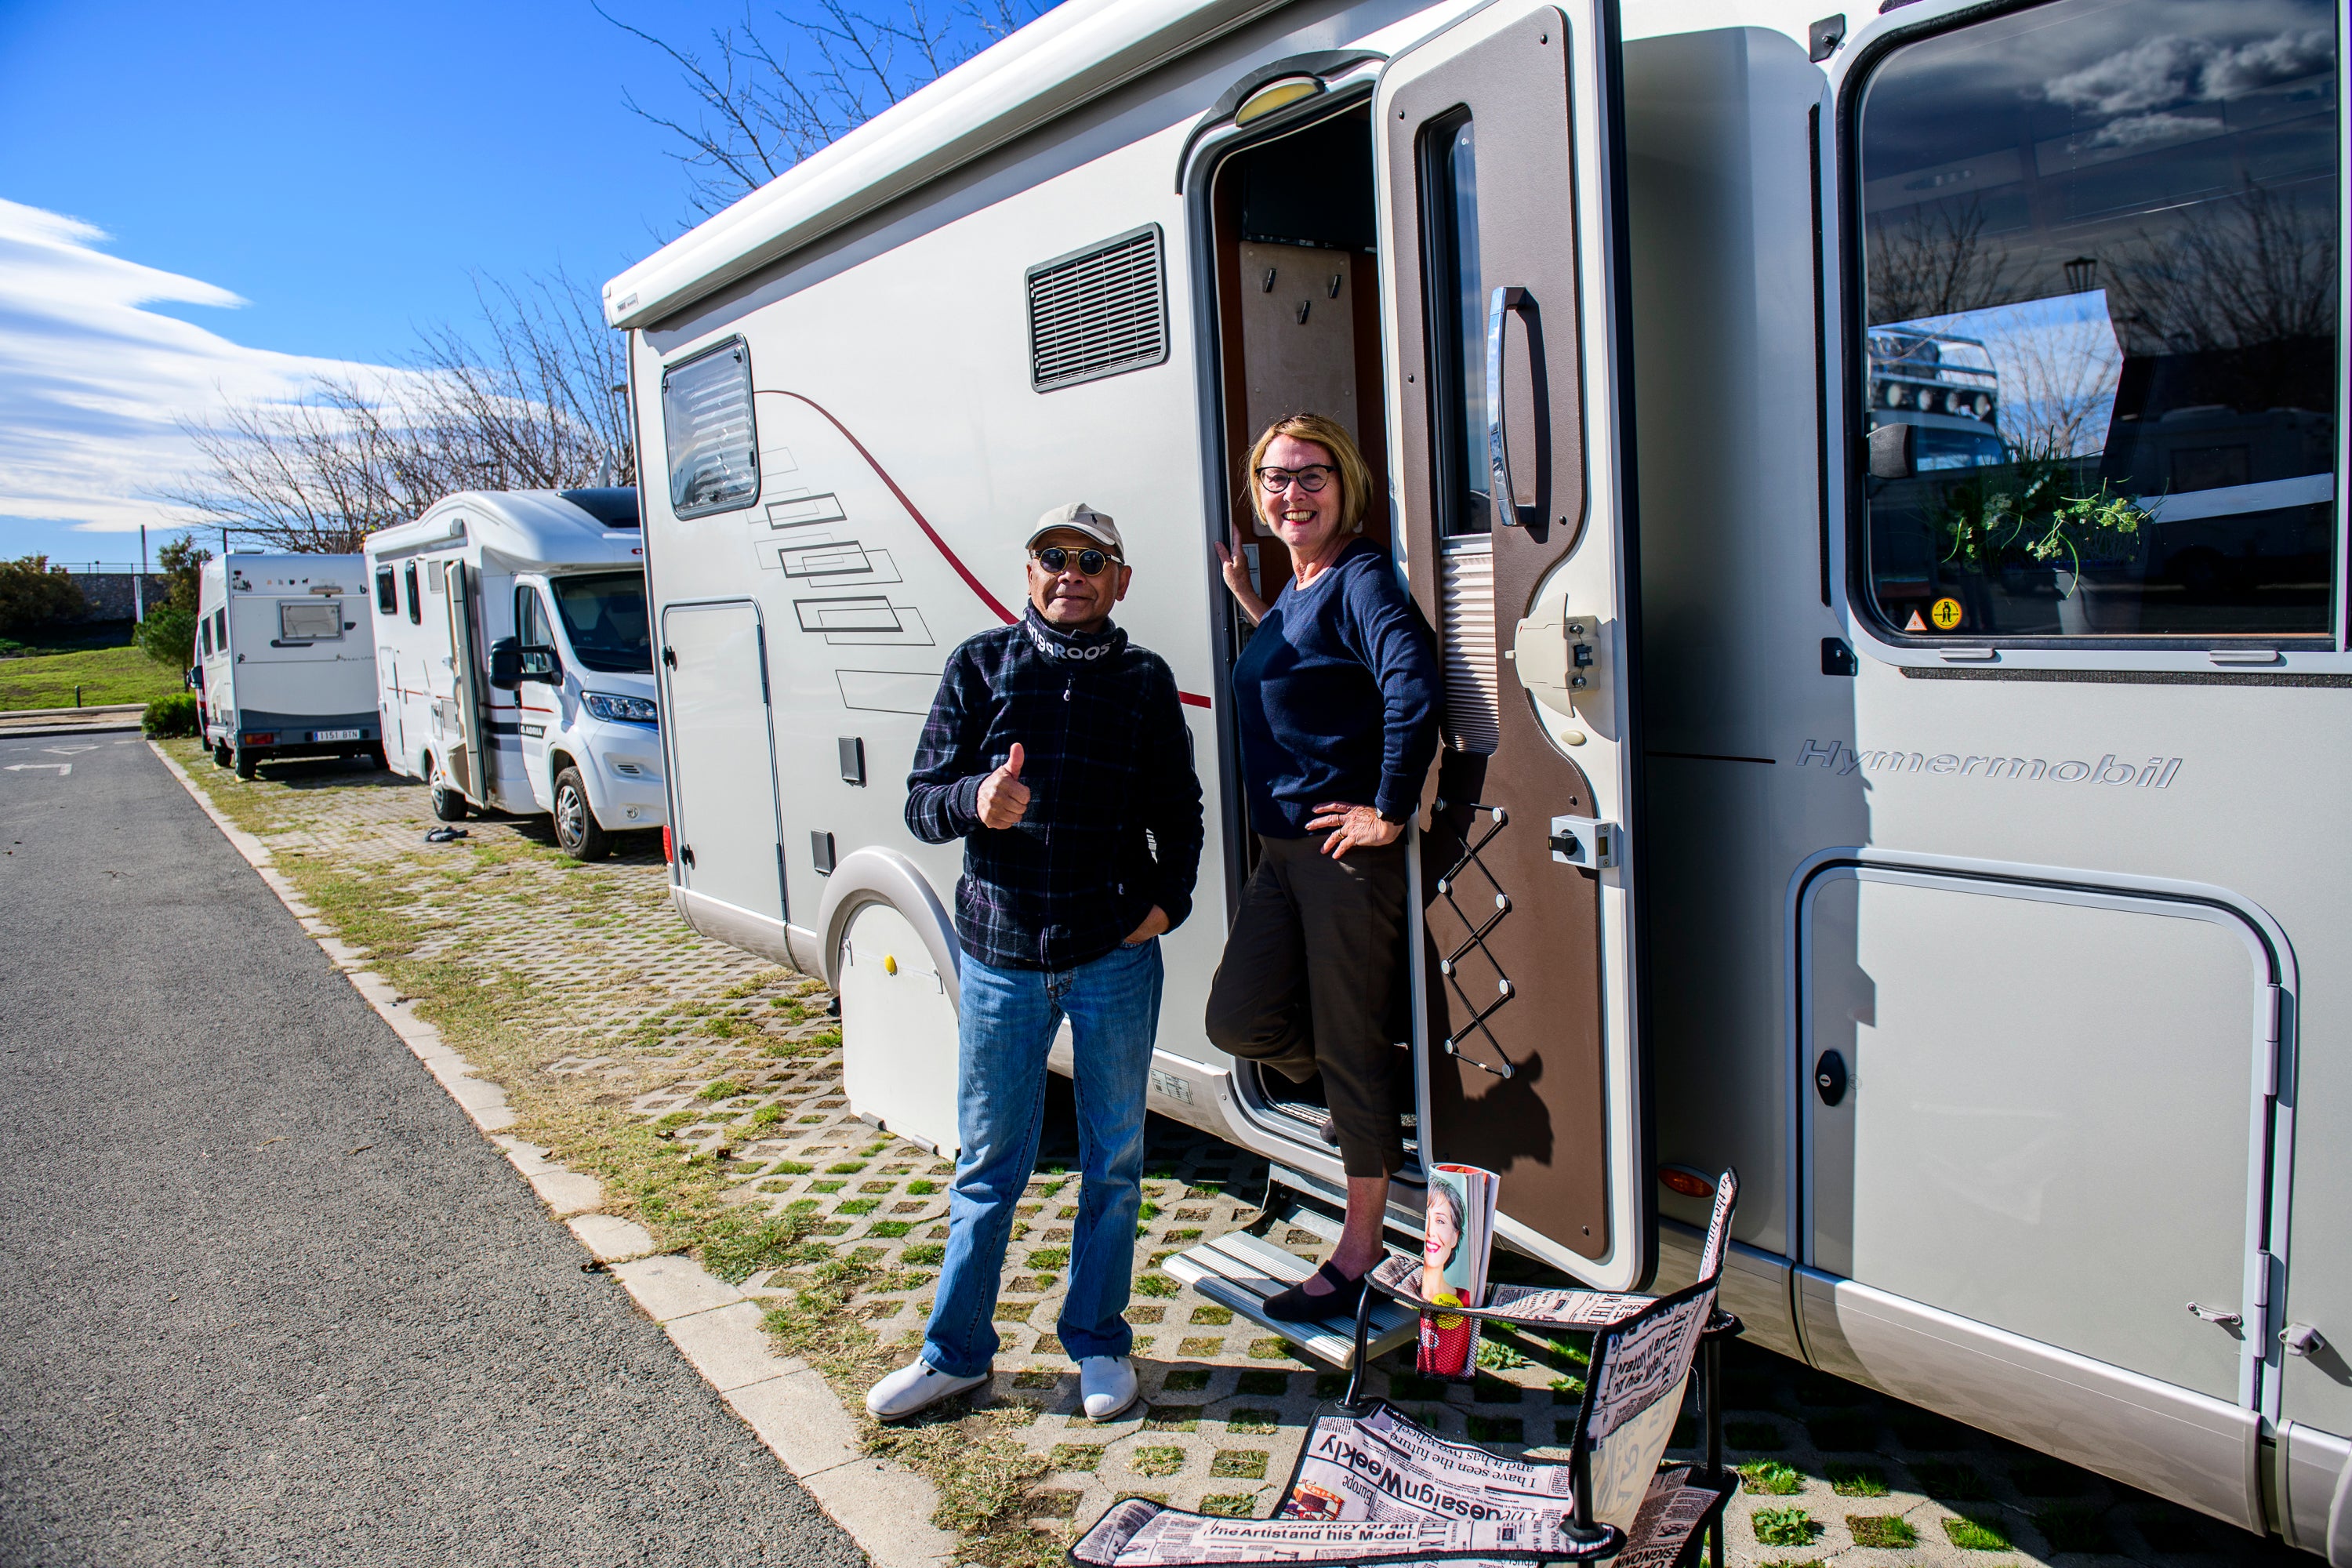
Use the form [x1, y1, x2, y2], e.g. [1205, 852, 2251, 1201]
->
[921, 938, 1163, 1377]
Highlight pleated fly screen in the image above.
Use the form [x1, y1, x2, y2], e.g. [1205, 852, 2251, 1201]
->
[1027, 226, 1169, 392]
[1439, 545, 1501, 754]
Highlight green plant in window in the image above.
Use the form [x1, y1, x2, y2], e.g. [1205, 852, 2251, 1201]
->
[1935, 456, 2151, 587]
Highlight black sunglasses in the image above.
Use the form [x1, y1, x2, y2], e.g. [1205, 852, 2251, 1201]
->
[1033, 546, 1117, 575]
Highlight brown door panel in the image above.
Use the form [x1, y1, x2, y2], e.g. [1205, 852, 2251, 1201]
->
[1386, 4, 1618, 1261]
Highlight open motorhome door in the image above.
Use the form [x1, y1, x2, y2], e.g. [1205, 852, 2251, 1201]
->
[1377, 0, 1650, 1290]
[442, 560, 489, 802]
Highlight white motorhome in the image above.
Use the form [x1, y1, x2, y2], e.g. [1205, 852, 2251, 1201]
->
[606, 0, 2347, 1546]
[193, 553, 379, 777]
[363, 489, 666, 858]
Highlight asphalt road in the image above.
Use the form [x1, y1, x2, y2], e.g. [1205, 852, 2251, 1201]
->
[0, 737, 868, 1568]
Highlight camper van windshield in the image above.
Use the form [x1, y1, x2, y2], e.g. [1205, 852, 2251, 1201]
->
[550, 572, 652, 673]
[1855, 0, 2339, 641]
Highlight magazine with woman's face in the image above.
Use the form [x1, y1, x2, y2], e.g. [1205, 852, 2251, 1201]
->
[1422, 1174, 1470, 1301]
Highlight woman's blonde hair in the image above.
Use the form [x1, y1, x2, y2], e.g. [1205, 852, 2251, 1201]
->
[1245, 412, 1374, 535]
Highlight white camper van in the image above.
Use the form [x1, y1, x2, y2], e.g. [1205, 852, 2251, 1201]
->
[363, 489, 666, 858]
[607, 0, 2347, 1545]
[193, 553, 379, 777]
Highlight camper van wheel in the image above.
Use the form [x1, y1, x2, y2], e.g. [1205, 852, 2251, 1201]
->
[233, 746, 259, 779]
[553, 767, 611, 861]
[430, 777, 469, 822]
[211, 742, 231, 769]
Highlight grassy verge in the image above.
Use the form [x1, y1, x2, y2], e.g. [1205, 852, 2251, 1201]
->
[160, 740, 1073, 1566]
[2, 641, 182, 708]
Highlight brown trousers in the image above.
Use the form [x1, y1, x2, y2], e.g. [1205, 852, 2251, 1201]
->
[1205, 832, 1410, 1178]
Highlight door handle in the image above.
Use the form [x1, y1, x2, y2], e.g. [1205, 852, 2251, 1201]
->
[1813, 1049, 1849, 1107]
[1486, 285, 1530, 526]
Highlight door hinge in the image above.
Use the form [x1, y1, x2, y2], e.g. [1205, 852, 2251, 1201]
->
[662, 645, 677, 669]
[679, 843, 696, 869]
[2262, 985, 2284, 1098]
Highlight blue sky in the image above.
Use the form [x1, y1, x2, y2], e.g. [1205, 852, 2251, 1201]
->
[0, 0, 1024, 565]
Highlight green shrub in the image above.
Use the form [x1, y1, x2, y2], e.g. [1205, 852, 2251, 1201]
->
[0, 557, 85, 635]
[134, 604, 198, 667]
[143, 692, 200, 737]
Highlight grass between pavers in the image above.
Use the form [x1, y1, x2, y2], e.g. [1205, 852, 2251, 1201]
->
[0, 641, 181, 709]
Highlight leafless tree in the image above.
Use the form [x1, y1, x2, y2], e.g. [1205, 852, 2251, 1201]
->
[1989, 312, 2122, 460]
[1867, 198, 2016, 325]
[167, 271, 632, 554]
[604, 0, 1042, 221]
[2103, 183, 2339, 356]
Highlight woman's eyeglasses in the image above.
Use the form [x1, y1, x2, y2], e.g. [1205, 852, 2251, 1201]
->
[1255, 463, 1337, 493]
[1033, 546, 1116, 575]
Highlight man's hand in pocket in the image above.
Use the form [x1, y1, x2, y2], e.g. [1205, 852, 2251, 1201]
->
[1123, 905, 1169, 946]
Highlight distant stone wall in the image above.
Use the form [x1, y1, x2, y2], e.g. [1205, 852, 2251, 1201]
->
[62, 574, 173, 623]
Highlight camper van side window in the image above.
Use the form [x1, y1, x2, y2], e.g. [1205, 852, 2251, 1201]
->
[403, 562, 421, 625]
[1425, 111, 1490, 539]
[661, 339, 759, 517]
[376, 568, 397, 615]
[1853, 0, 2339, 643]
[201, 619, 212, 656]
[213, 608, 227, 647]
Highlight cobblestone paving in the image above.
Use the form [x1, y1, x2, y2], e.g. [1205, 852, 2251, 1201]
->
[166, 745, 2293, 1568]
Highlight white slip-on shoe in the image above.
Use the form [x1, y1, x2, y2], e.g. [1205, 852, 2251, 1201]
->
[1079, 1355, 1140, 1422]
[866, 1358, 989, 1421]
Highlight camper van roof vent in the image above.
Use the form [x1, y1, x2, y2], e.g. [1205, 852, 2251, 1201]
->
[1026, 225, 1167, 393]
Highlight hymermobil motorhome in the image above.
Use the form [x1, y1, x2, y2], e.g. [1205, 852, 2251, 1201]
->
[607, 0, 2348, 1543]
[193, 554, 379, 776]
[364, 489, 666, 858]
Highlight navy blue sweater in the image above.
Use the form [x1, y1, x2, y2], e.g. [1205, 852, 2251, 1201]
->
[1231, 538, 1441, 836]
[906, 610, 1204, 971]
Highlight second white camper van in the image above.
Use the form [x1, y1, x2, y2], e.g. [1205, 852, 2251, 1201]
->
[193, 553, 379, 777]
[363, 488, 666, 858]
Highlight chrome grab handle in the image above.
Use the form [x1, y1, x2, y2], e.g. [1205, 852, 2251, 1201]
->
[1486, 285, 1529, 526]
[2186, 1301, 2243, 1329]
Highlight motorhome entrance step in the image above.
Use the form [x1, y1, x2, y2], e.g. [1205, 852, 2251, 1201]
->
[1260, 1094, 1418, 1151]
[1162, 1231, 1417, 1370]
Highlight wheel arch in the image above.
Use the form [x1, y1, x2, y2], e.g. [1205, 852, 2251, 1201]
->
[814, 848, 960, 1013]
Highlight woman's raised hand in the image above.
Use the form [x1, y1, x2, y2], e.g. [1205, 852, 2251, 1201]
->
[1212, 527, 1269, 626]
[1307, 801, 1402, 860]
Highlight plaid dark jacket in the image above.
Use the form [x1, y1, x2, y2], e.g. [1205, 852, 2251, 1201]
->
[906, 610, 1204, 971]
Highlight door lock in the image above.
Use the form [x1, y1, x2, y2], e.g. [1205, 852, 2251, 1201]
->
[1509, 606, 1597, 719]
[1548, 816, 1618, 869]
[1813, 1050, 1849, 1106]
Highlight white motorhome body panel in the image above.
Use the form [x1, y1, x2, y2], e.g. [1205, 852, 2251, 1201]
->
[839, 901, 962, 1155]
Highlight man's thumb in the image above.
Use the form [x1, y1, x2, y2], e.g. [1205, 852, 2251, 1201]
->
[1004, 742, 1025, 780]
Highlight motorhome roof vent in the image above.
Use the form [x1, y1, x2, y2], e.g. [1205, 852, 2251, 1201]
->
[1026, 225, 1167, 393]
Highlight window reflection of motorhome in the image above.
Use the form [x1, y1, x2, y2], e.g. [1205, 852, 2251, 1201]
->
[1864, 327, 2003, 470]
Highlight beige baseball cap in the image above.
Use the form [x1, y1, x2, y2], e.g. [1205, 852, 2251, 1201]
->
[1026, 501, 1124, 557]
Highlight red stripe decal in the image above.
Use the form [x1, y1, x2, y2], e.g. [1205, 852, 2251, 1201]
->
[753, 387, 1210, 712]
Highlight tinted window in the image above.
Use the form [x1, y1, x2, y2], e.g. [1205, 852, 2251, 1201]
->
[560, 487, 641, 528]
[662, 342, 759, 518]
[375, 568, 397, 615]
[1427, 112, 1490, 537]
[1857, 0, 2339, 641]
[550, 572, 652, 674]
[201, 619, 212, 655]
[403, 562, 421, 625]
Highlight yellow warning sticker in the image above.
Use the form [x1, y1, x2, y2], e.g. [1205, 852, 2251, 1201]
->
[1929, 597, 1964, 631]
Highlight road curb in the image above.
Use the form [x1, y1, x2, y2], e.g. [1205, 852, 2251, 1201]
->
[147, 740, 956, 1568]
[0, 719, 144, 739]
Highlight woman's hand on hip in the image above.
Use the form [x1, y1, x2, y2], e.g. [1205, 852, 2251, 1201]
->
[1308, 803, 1402, 860]
[1123, 905, 1170, 945]
[1212, 530, 1269, 626]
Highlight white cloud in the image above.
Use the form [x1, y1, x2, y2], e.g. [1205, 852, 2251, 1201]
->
[0, 196, 429, 536]
[2043, 27, 2333, 117]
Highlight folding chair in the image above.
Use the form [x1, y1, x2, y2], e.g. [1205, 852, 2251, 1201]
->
[1070, 1173, 1742, 1568]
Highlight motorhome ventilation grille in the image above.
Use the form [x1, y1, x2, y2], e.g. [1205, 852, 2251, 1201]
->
[1439, 545, 1501, 754]
[1026, 226, 1168, 392]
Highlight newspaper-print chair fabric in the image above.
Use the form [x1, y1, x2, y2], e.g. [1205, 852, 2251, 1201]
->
[1068, 1270, 1737, 1568]
[1370, 1171, 1740, 1341]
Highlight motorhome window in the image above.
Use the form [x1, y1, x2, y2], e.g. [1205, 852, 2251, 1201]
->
[550, 572, 652, 674]
[201, 619, 212, 656]
[375, 568, 397, 615]
[212, 608, 227, 646]
[560, 487, 641, 528]
[662, 342, 758, 517]
[279, 599, 343, 641]
[1425, 111, 1490, 538]
[1855, 0, 2339, 641]
[516, 585, 551, 648]
[403, 562, 421, 624]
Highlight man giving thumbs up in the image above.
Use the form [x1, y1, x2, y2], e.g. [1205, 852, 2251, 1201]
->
[869, 503, 1202, 1428]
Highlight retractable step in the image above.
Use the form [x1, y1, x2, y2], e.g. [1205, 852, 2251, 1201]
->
[1162, 1230, 1418, 1370]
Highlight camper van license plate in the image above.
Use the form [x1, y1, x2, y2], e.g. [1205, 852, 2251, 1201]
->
[312, 729, 361, 742]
